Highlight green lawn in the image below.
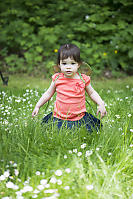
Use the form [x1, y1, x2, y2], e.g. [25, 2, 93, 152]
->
[0, 75, 133, 199]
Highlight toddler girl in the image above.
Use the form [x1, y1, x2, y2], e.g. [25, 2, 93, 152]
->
[32, 44, 107, 132]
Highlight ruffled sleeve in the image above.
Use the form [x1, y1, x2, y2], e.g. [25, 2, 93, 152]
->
[52, 73, 61, 82]
[81, 74, 90, 86]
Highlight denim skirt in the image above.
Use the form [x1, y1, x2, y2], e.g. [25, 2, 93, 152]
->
[42, 112, 102, 133]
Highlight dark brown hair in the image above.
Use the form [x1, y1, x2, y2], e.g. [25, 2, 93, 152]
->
[57, 44, 82, 65]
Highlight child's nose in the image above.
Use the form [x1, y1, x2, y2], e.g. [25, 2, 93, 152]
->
[66, 64, 71, 68]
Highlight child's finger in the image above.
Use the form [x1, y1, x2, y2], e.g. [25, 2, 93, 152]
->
[101, 111, 107, 118]
[96, 110, 100, 115]
[32, 111, 37, 117]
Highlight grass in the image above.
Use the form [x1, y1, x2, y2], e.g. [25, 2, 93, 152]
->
[0, 75, 133, 199]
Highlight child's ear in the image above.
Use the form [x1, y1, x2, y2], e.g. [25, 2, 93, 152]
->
[78, 63, 81, 68]
[54, 65, 60, 72]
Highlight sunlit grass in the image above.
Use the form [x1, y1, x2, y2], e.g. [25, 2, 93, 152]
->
[0, 74, 51, 89]
[0, 75, 133, 199]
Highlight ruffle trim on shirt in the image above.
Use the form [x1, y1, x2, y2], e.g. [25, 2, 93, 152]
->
[81, 74, 91, 86]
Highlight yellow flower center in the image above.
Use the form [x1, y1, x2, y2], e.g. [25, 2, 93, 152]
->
[54, 49, 58, 53]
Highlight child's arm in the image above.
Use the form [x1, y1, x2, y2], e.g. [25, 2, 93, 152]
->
[86, 84, 107, 118]
[32, 81, 56, 117]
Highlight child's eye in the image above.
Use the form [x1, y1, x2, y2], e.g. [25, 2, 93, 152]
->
[72, 63, 76, 65]
[62, 62, 66, 65]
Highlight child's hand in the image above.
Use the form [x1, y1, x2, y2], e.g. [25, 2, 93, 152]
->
[32, 107, 39, 117]
[97, 104, 107, 119]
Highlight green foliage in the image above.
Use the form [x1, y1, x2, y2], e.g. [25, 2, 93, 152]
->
[0, 0, 133, 76]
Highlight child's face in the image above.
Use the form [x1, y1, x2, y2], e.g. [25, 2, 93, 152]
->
[59, 57, 80, 78]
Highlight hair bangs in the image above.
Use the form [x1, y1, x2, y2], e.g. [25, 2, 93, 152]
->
[57, 44, 81, 65]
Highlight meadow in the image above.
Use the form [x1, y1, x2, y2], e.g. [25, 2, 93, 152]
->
[0, 75, 133, 199]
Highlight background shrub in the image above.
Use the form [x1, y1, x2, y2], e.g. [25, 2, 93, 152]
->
[0, 0, 133, 77]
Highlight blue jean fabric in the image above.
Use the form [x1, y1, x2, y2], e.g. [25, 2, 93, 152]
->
[42, 112, 102, 133]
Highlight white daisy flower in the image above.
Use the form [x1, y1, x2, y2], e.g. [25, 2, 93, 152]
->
[86, 184, 94, 190]
[55, 170, 62, 176]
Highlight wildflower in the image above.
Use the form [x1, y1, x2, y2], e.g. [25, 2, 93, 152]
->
[0, 175, 6, 181]
[15, 99, 21, 103]
[54, 49, 58, 53]
[55, 170, 62, 176]
[85, 150, 93, 157]
[57, 179, 62, 185]
[65, 168, 71, 173]
[6, 181, 19, 190]
[114, 50, 118, 54]
[42, 172, 45, 176]
[86, 184, 94, 190]
[4, 120, 8, 125]
[54, 193, 60, 197]
[64, 186, 70, 190]
[9, 176, 14, 179]
[13, 163, 17, 167]
[68, 150, 72, 154]
[4, 170, 10, 178]
[35, 171, 41, 176]
[96, 147, 100, 151]
[50, 176, 57, 184]
[32, 195, 38, 198]
[103, 52, 107, 56]
[14, 169, 19, 176]
[45, 184, 50, 188]
[130, 129, 133, 133]
[44, 189, 57, 193]
[73, 149, 77, 153]
[37, 185, 44, 190]
[21, 185, 33, 193]
[33, 189, 40, 194]
[16, 191, 22, 197]
[80, 174, 85, 179]
[107, 90, 111, 93]
[130, 144, 133, 147]
[77, 152, 82, 157]
[81, 143, 86, 149]
[128, 114, 132, 117]
[85, 15, 90, 20]
[108, 152, 112, 156]
[16, 197, 24, 199]
[40, 179, 47, 186]
[64, 155, 67, 159]
[126, 85, 129, 88]
[115, 115, 120, 119]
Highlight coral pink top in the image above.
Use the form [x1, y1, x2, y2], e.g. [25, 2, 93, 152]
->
[52, 73, 90, 121]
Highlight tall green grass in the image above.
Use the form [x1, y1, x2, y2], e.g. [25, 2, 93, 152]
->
[0, 76, 133, 199]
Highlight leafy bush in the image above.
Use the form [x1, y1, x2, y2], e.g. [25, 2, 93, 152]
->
[0, 0, 133, 76]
